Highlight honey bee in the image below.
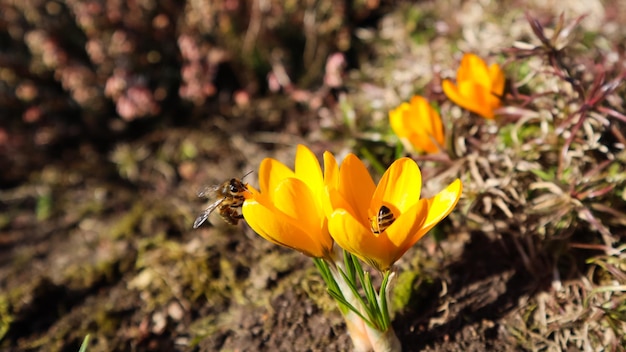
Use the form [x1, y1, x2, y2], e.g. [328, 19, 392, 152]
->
[193, 173, 251, 228]
[370, 205, 396, 234]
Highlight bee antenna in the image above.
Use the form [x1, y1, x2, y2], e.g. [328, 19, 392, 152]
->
[242, 170, 254, 179]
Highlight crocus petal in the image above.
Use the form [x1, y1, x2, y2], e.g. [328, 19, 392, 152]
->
[390, 97, 445, 154]
[295, 144, 324, 195]
[243, 145, 337, 259]
[328, 188, 360, 224]
[244, 184, 260, 200]
[329, 208, 392, 271]
[422, 179, 463, 232]
[321, 151, 340, 216]
[454, 80, 496, 119]
[442, 79, 465, 109]
[380, 199, 430, 267]
[328, 152, 463, 270]
[371, 158, 421, 214]
[459, 53, 490, 88]
[444, 53, 504, 120]
[273, 178, 325, 231]
[242, 198, 327, 257]
[489, 63, 505, 96]
[323, 151, 339, 190]
[419, 99, 445, 149]
[259, 158, 295, 195]
[406, 96, 444, 152]
[389, 102, 410, 138]
[338, 154, 376, 223]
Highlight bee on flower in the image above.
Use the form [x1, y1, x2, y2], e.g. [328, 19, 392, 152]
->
[241, 145, 462, 271]
[241, 145, 338, 259]
[238, 144, 463, 352]
[327, 155, 462, 271]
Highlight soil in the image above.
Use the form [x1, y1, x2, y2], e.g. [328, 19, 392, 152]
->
[0, 119, 545, 351]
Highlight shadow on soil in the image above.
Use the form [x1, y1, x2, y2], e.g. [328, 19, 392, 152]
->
[394, 232, 556, 351]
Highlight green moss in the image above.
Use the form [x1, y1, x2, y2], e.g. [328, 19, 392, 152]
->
[188, 314, 221, 347]
[36, 191, 53, 221]
[0, 213, 11, 230]
[301, 266, 336, 313]
[109, 202, 145, 239]
[0, 295, 12, 341]
[180, 139, 199, 160]
[391, 270, 420, 312]
[92, 308, 120, 336]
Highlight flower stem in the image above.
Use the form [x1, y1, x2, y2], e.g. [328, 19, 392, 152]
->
[365, 325, 402, 352]
[314, 253, 402, 352]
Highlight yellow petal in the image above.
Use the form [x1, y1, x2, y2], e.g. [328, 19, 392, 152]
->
[456, 81, 495, 119]
[405, 98, 431, 132]
[429, 109, 445, 149]
[446, 54, 503, 120]
[242, 198, 327, 257]
[244, 184, 260, 200]
[323, 151, 339, 191]
[328, 188, 360, 224]
[259, 158, 294, 195]
[442, 79, 466, 110]
[404, 96, 444, 153]
[328, 208, 393, 271]
[422, 179, 463, 232]
[389, 103, 410, 138]
[371, 158, 422, 214]
[294, 144, 324, 195]
[381, 198, 430, 266]
[273, 178, 325, 234]
[405, 133, 436, 154]
[459, 53, 490, 88]
[489, 63, 505, 96]
[409, 96, 434, 125]
[322, 151, 340, 216]
[338, 154, 376, 223]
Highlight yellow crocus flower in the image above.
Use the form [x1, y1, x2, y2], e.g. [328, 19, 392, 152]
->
[389, 95, 445, 154]
[242, 145, 338, 259]
[328, 155, 462, 271]
[442, 53, 505, 119]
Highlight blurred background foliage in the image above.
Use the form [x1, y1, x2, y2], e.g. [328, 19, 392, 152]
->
[1, 0, 382, 185]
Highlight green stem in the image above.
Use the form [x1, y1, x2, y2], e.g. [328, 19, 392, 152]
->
[313, 253, 402, 351]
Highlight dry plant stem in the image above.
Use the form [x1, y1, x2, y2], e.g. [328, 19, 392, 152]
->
[329, 261, 402, 352]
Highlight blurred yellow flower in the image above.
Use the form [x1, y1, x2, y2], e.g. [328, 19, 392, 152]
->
[328, 155, 462, 271]
[389, 95, 445, 154]
[442, 53, 505, 119]
[242, 145, 338, 259]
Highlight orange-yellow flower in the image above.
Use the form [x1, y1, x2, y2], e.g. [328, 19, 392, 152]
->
[389, 95, 445, 154]
[442, 53, 505, 119]
[328, 155, 462, 271]
[242, 145, 338, 259]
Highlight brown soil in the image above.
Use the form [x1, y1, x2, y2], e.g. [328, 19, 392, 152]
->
[0, 125, 545, 351]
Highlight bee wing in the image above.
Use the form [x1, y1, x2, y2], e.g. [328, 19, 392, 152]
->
[193, 197, 225, 228]
[197, 184, 221, 198]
